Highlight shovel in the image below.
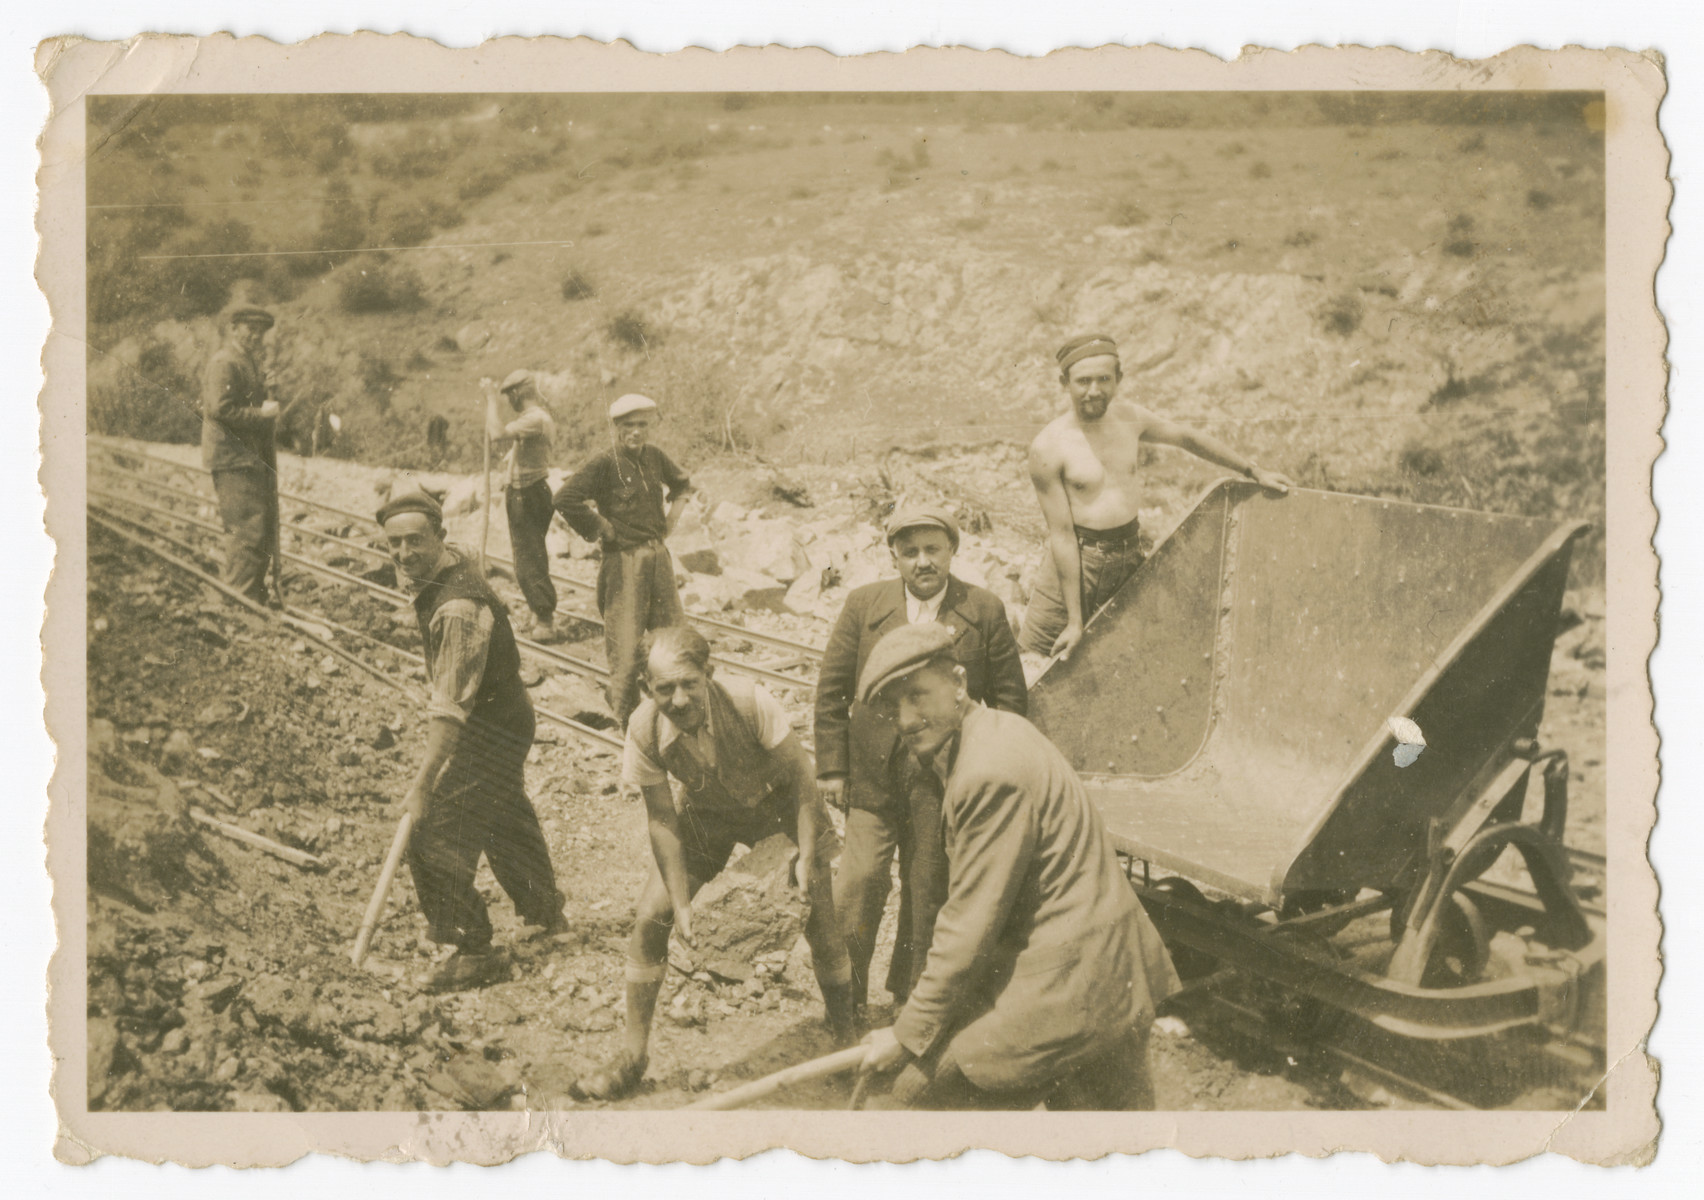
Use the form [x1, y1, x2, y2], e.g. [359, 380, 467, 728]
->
[350, 811, 414, 967]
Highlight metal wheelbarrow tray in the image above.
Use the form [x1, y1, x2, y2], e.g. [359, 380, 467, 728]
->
[1029, 482, 1603, 1044]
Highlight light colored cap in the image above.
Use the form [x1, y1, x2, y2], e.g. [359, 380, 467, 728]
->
[858, 621, 957, 705]
[609, 393, 659, 421]
[500, 369, 535, 393]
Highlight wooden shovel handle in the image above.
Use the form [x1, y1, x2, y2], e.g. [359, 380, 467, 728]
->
[350, 811, 414, 967]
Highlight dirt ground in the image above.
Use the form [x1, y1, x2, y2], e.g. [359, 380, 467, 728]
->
[84, 430, 1607, 1113]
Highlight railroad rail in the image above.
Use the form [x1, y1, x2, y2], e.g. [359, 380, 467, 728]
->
[89, 456, 816, 694]
[89, 505, 625, 751]
[90, 436, 827, 662]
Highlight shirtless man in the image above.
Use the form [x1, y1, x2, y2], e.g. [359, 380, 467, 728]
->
[1019, 333, 1293, 661]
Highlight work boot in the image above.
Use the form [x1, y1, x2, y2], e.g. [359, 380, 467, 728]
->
[426, 947, 511, 994]
[820, 980, 862, 1049]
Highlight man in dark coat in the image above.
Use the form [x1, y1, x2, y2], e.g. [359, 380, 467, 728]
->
[816, 503, 1027, 1013]
[201, 304, 281, 604]
[379, 484, 567, 994]
[855, 622, 1180, 1109]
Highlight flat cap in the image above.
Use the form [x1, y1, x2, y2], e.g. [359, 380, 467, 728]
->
[375, 483, 444, 527]
[608, 393, 659, 421]
[500, 368, 536, 393]
[885, 502, 960, 549]
[228, 304, 275, 329]
[858, 621, 957, 705]
[1056, 332, 1118, 373]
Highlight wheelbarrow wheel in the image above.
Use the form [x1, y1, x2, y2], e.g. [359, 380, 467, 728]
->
[1389, 886, 1494, 989]
[1418, 892, 1492, 989]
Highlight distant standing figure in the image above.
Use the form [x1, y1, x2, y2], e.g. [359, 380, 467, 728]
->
[554, 394, 694, 725]
[1021, 333, 1293, 661]
[426, 414, 450, 460]
[377, 484, 567, 993]
[816, 503, 1028, 1014]
[486, 369, 561, 641]
[201, 304, 281, 605]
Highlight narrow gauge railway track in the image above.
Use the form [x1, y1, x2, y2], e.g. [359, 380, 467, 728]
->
[89, 505, 625, 751]
[90, 436, 827, 664]
[91, 483, 825, 758]
[89, 457, 817, 695]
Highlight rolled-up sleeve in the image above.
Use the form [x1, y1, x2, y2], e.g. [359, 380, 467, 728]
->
[424, 599, 493, 724]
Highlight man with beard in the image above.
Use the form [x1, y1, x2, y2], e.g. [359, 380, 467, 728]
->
[854, 622, 1181, 1110]
[577, 625, 857, 1100]
[554, 394, 694, 725]
[378, 484, 567, 993]
[817, 503, 1027, 1018]
[1021, 333, 1292, 662]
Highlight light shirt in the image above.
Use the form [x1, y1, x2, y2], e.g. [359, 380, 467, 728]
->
[906, 585, 947, 625]
[621, 683, 791, 788]
[502, 406, 555, 488]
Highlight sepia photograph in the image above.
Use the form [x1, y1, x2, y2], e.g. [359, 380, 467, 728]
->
[38, 36, 1666, 1166]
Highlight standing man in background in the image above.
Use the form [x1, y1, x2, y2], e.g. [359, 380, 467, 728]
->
[554, 394, 695, 726]
[1021, 333, 1292, 662]
[816, 503, 1028, 1018]
[485, 369, 561, 642]
[201, 304, 281, 605]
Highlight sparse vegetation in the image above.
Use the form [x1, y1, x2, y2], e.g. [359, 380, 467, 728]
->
[1528, 189, 1557, 211]
[1109, 200, 1149, 228]
[560, 269, 596, 301]
[1318, 292, 1363, 337]
[338, 263, 427, 314]
[1249, 160, 1273, 180]
[606, 309, 656, 353]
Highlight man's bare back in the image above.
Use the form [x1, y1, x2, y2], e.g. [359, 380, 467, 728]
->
[1019, 337, 1292, 662]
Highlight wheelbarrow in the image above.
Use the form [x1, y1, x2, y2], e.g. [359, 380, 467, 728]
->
[1029, 482, 1603, 1044]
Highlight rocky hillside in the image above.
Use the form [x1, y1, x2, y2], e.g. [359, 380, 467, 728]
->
[88, 93, 1605, 565]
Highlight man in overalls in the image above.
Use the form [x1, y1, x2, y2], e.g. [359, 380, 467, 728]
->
[577, 625, 858, 1099]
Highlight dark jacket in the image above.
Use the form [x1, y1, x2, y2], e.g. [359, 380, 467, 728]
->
[815, 575, 1026, 813]
[553, 445, 690, 550]
[893, 705, 1181, 1091]
[200, 344, 274, 473]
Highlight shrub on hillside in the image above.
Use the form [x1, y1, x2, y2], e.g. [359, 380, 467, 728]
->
[87, 337, 202, 444]
[606, 309, 656, 352]
[1318, 292, 1363, 337]
[561, 269, 596, 301]
[1109, 199, 1149, 228]
[339, 263, 427, 314]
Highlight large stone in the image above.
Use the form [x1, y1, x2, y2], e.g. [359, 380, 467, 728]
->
[680, 834, 807, 983]
[726, 524, 811, 585]
[87, 754, 207, 911]
[440, 476, 484, 518]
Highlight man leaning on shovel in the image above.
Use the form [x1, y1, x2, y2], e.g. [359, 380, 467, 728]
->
[378, 483, 568, 993]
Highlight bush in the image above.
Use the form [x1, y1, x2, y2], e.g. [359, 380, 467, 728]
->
[339, 263, 427, 314]
[561, 269, 596, 301]
[87, 336, 203, 444]
[606, 309, 656, 352]
[1109, 200, 1149, 228]
[1318, 292, 1363, 337]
